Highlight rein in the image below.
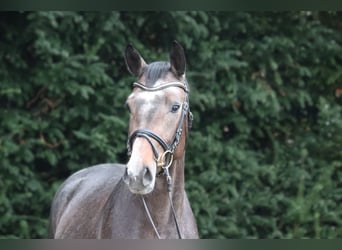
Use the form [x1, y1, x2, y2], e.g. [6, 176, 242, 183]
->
[127, 81, 192, 239]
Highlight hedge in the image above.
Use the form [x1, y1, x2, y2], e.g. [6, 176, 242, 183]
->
[0, 11, 341, 238]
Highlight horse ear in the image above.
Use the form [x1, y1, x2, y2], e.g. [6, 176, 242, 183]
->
[170, 40, 186, 77]
[124, 44, 147, 77]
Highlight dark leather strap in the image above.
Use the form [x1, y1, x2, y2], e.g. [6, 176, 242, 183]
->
[127, 129, 169, 158]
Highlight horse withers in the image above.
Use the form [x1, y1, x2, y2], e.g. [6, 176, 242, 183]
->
[49, 41, 199, 239]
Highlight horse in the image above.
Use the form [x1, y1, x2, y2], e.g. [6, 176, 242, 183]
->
[48, 41, 199, 239]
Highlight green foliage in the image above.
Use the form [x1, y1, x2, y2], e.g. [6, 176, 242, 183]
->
[0, 11, 341, 238]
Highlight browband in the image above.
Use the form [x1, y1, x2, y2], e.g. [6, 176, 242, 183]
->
[133, 81, 189, 93]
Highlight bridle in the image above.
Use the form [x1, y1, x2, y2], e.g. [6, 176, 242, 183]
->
[126, 81, 193, 239]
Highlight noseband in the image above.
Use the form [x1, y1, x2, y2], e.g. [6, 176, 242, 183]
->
[126, 81, 193, 239]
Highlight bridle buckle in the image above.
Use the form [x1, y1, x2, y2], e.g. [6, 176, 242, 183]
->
[156, 150, 173, 170]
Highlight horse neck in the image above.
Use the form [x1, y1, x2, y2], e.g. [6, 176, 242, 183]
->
[157, 120, 188, 198]
[145, 154, 186, 218]
[168, 154, 186, 196]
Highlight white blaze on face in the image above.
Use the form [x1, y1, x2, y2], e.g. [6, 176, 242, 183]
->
[128, 90, 163, 114]
[139, 91, 160, 113]
[125, 90, 163, 192]
[126, 136, 157, 191]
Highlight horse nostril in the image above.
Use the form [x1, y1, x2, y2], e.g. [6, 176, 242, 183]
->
[142, 167, 153, 187]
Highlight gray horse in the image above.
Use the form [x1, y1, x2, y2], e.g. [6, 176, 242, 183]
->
[49, 41, 198, 239]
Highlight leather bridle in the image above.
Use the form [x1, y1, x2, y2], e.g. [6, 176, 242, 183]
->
[127, 81, 192, 173]
[126, 81, 193, 239]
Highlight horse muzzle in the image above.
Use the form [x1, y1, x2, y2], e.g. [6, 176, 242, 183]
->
[123, 165, 155, 195]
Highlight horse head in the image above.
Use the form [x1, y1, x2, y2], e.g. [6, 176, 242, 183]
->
[123, 41, 191, 195]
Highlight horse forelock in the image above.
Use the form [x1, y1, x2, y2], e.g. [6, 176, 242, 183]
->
[142, 61, 189, 92]
[143, 61, 170, 87]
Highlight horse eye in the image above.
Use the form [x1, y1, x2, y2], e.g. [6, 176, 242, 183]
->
[171, 104, 181, 113]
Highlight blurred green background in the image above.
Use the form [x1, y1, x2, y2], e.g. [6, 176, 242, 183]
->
[0, 11, 341, 238]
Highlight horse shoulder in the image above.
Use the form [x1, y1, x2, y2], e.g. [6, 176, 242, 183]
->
[49, 163, 125, 238]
